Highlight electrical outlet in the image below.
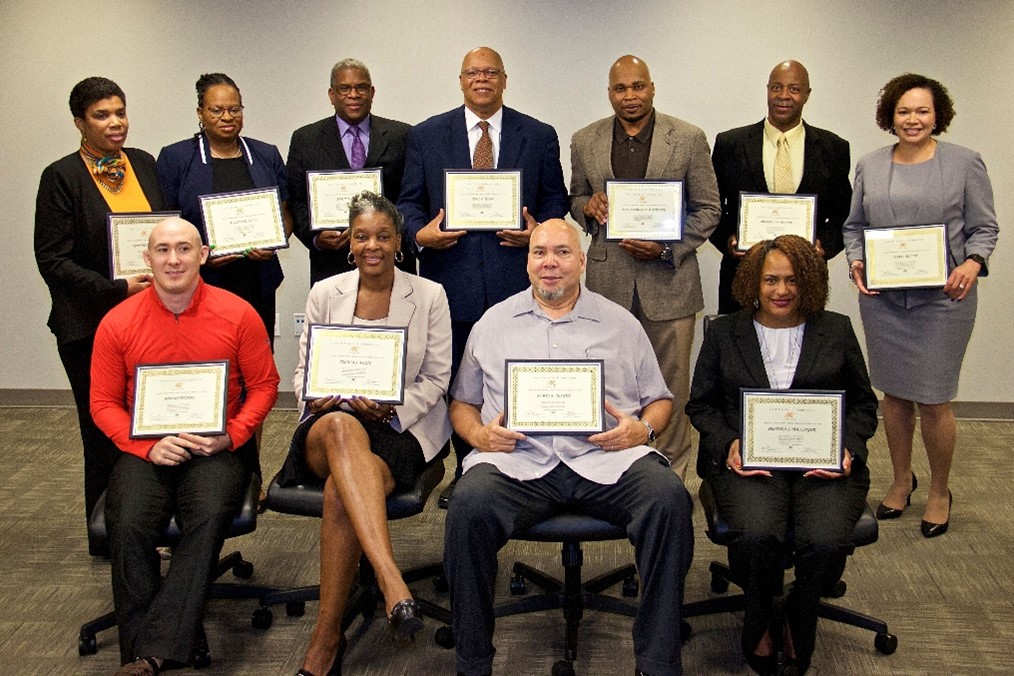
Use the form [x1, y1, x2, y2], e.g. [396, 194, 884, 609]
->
[293, 313, 306, 337]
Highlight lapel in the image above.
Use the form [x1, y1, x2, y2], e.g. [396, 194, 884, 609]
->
[645, 113, 675, 179]
[790, 312, 823, 387]
[447, 107, 472, 168]
[321, 117, 351, 169]
[387, 270, 417, 327]
[733, 311, 771, 387]
[498, 107, 524, 169]
[329, 270, 417, 327]
[744, 122, 767, 190]
[590, 118, 614, 184]
[798, 122, 823, 194]
[365, 115, 389, 167]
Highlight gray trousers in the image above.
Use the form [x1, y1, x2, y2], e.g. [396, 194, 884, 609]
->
[105, 447, 248, 665]
[444, 455, 694, 676]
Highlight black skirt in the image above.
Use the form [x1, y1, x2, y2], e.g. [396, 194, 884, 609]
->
[275, 410, 425, 491]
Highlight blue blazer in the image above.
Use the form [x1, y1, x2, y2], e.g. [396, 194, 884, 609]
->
[397, 106, 569, 322]
[156, 133, 288, 295]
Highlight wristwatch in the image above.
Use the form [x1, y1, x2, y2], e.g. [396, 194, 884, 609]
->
[966, 253, 986, 269]
[659, 244, 673, 263]
[640, 419, 657, 444]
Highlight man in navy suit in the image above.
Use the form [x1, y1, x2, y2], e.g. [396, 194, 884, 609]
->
[711, 60, 851, 313]
[398, 46, 569, 500]
[288, 58, 414, 284]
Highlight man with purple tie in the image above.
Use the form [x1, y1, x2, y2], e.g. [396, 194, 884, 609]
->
[288, 58, 415, 284]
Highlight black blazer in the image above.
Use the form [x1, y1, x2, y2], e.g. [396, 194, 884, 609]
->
[687, 310, 878, 480]
[711, 120, 851, 259]
[287, 114, 411, 284]
[35, 148, 164, 344]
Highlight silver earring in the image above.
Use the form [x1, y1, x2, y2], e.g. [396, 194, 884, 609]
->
[753, 299, 760, 309]
[347, 251, 355, 265]
[395, 251, 404, 264]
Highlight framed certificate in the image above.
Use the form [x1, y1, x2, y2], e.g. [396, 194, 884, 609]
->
[444, 169, 522, 231]
[198, 187, 289, 257]
[106, 211, 181, 279]
[862, 224, 949, 291]
[302, 325, 408, 403]
[737, 193, 817, 251]
[307, 169, 383, 231]
[740, 389, 844, 472]
[130, 361, 229, 439]
[604, 180, 684, 241]
[503, 360, 605, 434]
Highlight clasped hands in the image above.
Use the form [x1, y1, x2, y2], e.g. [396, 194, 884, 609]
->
[148, 432, 233, 466]
[725, 439, 852, 480]
[414, 207, 539, 250]
[308, 394, 396, 423]
[475, 401, 651, 453]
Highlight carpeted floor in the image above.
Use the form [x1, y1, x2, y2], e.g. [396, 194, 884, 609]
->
[1, 407, 1012, 675]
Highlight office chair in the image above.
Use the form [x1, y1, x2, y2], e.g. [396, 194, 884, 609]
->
[681, 481, 898, 661]
[77, 472, 277, 668]
[253, 446, 451, 635]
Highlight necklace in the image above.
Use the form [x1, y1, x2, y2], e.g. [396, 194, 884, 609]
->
[79, 142, 126, 194]
[209, 143, 242, 159]
[754, 320, 804, 390]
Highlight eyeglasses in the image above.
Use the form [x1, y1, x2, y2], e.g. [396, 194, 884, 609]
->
[334, 84, 372, 96]
[204, 105, 244, 118]
[461, 68, 503, 80]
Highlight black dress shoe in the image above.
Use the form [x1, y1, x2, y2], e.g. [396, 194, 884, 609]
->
[920, 490, 952, 538]
[295, 634, 345, 676]
[387, 599, 423, 639]
[437, 477, 457, 509]
[744, 653, 776, 675]
[875, 472, 918, 519]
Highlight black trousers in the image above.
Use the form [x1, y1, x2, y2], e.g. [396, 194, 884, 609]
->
[57, 336, 121, 554]
[105, 447, 249, 665]
[444, 456, 695, 676]
[707, 464, 870, 667]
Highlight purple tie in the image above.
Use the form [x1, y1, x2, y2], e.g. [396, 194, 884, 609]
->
[350, 125, 366, 169]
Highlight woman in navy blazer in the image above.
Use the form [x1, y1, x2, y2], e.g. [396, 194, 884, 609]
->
[157, 73, 290, 343]
[688, 236, 878, 675]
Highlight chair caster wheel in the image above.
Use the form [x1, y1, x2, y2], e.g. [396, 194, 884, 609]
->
[622, 576, 639, 597]
[232, 558, 254, 579]
[78, 633, 97, 656]
[509, 573, 527, 595]
[251, 607, 273, 629]
[434, 625, 455, 649]
[193, 648, 211, 669]
[552, 659, 576, 676]
[710, 572, 730, 594]
[875, 632, 898, 655]
[433, 574, 449, 593]
[680, 619, 692, 641]
[286, 601, 306, 617]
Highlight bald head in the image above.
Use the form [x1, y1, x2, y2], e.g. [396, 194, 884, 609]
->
[527, 219, 585, 307]
[461, 46, 504, 73]
[147, 217, 203, 250]
[144, 218, 209, 303]
[460, 46, 507, 117]
[608, 55, 655, 132]
[609, 55, 651, 83]
[530, 218, 581, 251]
[766, 60, 811, 132]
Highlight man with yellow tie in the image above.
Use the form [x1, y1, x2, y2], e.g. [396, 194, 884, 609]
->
[711, 60, 852, 314]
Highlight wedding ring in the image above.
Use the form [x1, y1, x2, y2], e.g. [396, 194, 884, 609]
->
[958, 283, 965, 289]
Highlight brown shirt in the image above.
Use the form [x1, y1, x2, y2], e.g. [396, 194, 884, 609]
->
[610, 111, 655, 180]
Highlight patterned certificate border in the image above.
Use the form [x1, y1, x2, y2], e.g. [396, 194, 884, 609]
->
[130, 361, 229, 439]
[302, 324, 408, 403]
[740, 389, 844, 471]
[604, 179, 684, 242]
[106, 211, 180, 279]
[199, 186, 288, 256]
[737, 193, 817, 250]
[862, 223, 948, 290]
[307, 169, 383, 231]
[444, 169, 522, 231]
[504, 359, 604, 434]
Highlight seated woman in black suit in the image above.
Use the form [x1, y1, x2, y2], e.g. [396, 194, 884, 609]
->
[687, 235, 878, 675]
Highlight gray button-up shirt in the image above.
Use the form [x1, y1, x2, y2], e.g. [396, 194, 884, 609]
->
[452, 286, 672, 484]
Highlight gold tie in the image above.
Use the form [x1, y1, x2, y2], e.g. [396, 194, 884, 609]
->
[773, 134, 794, 193]
[473, 120, 494, 169]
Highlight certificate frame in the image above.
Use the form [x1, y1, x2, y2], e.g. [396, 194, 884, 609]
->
[106, 211, 181, 279]
[604, 179, 684, 242]
[861, 223, 949, 291]
[302, 324, 408, 404]
[198, 186, 289, 257]
[130, 361, 229, 439]
[503, 359, 605, 435]
[737, 192, 818, 251]
[443, 169, 523, 231]
[306, 168, 383, 231]
[740, 388, 844, 472]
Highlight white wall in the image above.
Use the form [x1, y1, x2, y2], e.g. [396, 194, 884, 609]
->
[3, 0, 1010, 402]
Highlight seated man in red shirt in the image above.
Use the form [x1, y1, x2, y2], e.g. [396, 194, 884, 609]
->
[90, 218, 279, 675]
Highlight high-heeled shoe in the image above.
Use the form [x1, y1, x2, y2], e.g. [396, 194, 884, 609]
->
[920, 490, 952, 538]
[296, 634, 346, 676]
[875, 472, 918, 520]
[387, 598, 423, 639]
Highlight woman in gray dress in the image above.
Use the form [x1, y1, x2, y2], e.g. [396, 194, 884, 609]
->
[843, 73, 998, 538]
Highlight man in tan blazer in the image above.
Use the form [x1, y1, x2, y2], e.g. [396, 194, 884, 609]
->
[570, 55, 720, 477]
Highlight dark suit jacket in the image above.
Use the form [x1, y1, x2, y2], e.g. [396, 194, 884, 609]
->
[397, 105, 569, 322]
[711, 120, 852, 259]
[687, 310, 878, 480]
[35, 148, 164, 344]
[287, 114, 412, 284]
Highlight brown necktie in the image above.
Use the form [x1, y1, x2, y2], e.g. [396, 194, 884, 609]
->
[773, 134, 794, 193]
[472, 120, 494, 169]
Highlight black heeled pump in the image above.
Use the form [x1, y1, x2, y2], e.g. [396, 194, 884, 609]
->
[875, 472, 918, 520]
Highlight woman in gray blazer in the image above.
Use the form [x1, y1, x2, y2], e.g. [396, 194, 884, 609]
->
[278, 192, 452, 675]
[843, 74, 998, 538]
